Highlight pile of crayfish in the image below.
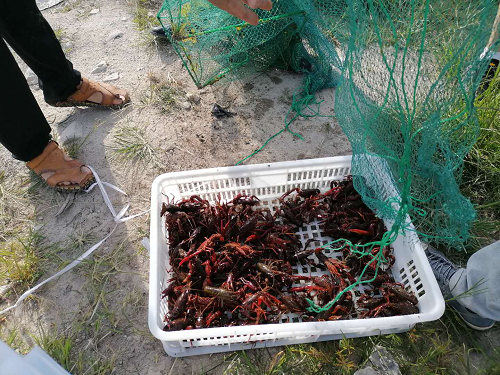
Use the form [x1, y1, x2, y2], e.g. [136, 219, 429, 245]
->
[160, 176, 419, 331]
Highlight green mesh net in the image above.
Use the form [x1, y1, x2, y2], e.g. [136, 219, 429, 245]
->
[158, 0, 500, 312]
[157, 0, 302, 86]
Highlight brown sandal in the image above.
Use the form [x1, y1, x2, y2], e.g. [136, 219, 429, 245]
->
[27, 141, 95, 192]
[50, 78, 130, 109]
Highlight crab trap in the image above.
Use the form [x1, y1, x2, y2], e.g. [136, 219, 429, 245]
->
[157, 0, 307, 88]
[149, 156, 445, 357]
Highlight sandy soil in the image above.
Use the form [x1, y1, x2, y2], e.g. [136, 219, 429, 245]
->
[0, 0, 352, 373]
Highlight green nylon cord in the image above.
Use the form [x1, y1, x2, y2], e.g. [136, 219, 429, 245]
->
[305, 228, 399, 313]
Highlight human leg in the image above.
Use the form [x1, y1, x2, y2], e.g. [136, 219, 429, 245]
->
[0, 37, 93, 190]
[0, 37, 51, 161]
[0, 0, 81, 104]
[426, 243, 498, 330]
[0, 0, 128, 107]
[448, 240, 500, 321]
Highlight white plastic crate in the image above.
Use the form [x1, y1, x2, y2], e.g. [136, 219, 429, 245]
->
[149, 156, 445, 357]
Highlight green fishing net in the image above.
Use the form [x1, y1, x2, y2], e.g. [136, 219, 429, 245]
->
[158, 0, 499, 311]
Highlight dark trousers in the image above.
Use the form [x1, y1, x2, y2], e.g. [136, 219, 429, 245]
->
[0, 0, 81, 161]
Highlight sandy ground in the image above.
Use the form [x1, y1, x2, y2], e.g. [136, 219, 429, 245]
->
[0, 0, 352, 373]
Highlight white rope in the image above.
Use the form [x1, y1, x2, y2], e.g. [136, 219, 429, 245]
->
[85, 181, 128, 195]
[85, 166, 150, 223]
[0, 225, 118, 316]
[0, 166, 149, 316]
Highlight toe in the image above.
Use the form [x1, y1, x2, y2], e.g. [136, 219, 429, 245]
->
[41, 171, 55, 181]
[113, 94, 125, 105]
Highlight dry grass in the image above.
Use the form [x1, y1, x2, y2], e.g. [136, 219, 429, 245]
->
[108, 124, 160, 169]
[140, 72, 187, 113]
[32, 324, 117, 375]
[0, 231, 43, 293]
[0, 171, 35, 240]
[131, 0, 160, 32]
[463, 68, 500, 252]
[61, 0, 83, 13]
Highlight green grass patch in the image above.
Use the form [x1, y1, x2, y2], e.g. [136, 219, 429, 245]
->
[31, 325, 116, 375]
[462, 64, 500, 251]
[219, 313, 499, 374]
[109, 125, 159, 168]
[61, 0, 83, 13]
[0, 171, 33, 239]
[0, 231, 43, 292]
[131, 0, 160, 32]
[53, 27, 66, 42]
[33, 328, 73, 371]
[140, 72, 187, 113]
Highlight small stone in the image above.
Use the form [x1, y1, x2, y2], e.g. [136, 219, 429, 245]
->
[186, 93, 200, 104]
[106, 30, 124, 43]
[354, 367, 378, 375]
[137, 67, 144, 71]
[91, 61, 107, 74]
[121, 17, 129, 21]
[0, 284, 12, 298]
[62, 41, 73, 50]
[89, 8, 99, 14]
[180, 101, 191, 110]
[368, 346, 401, 375]
[103, 72, 120, 82]
[25, 68, 38, 86]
